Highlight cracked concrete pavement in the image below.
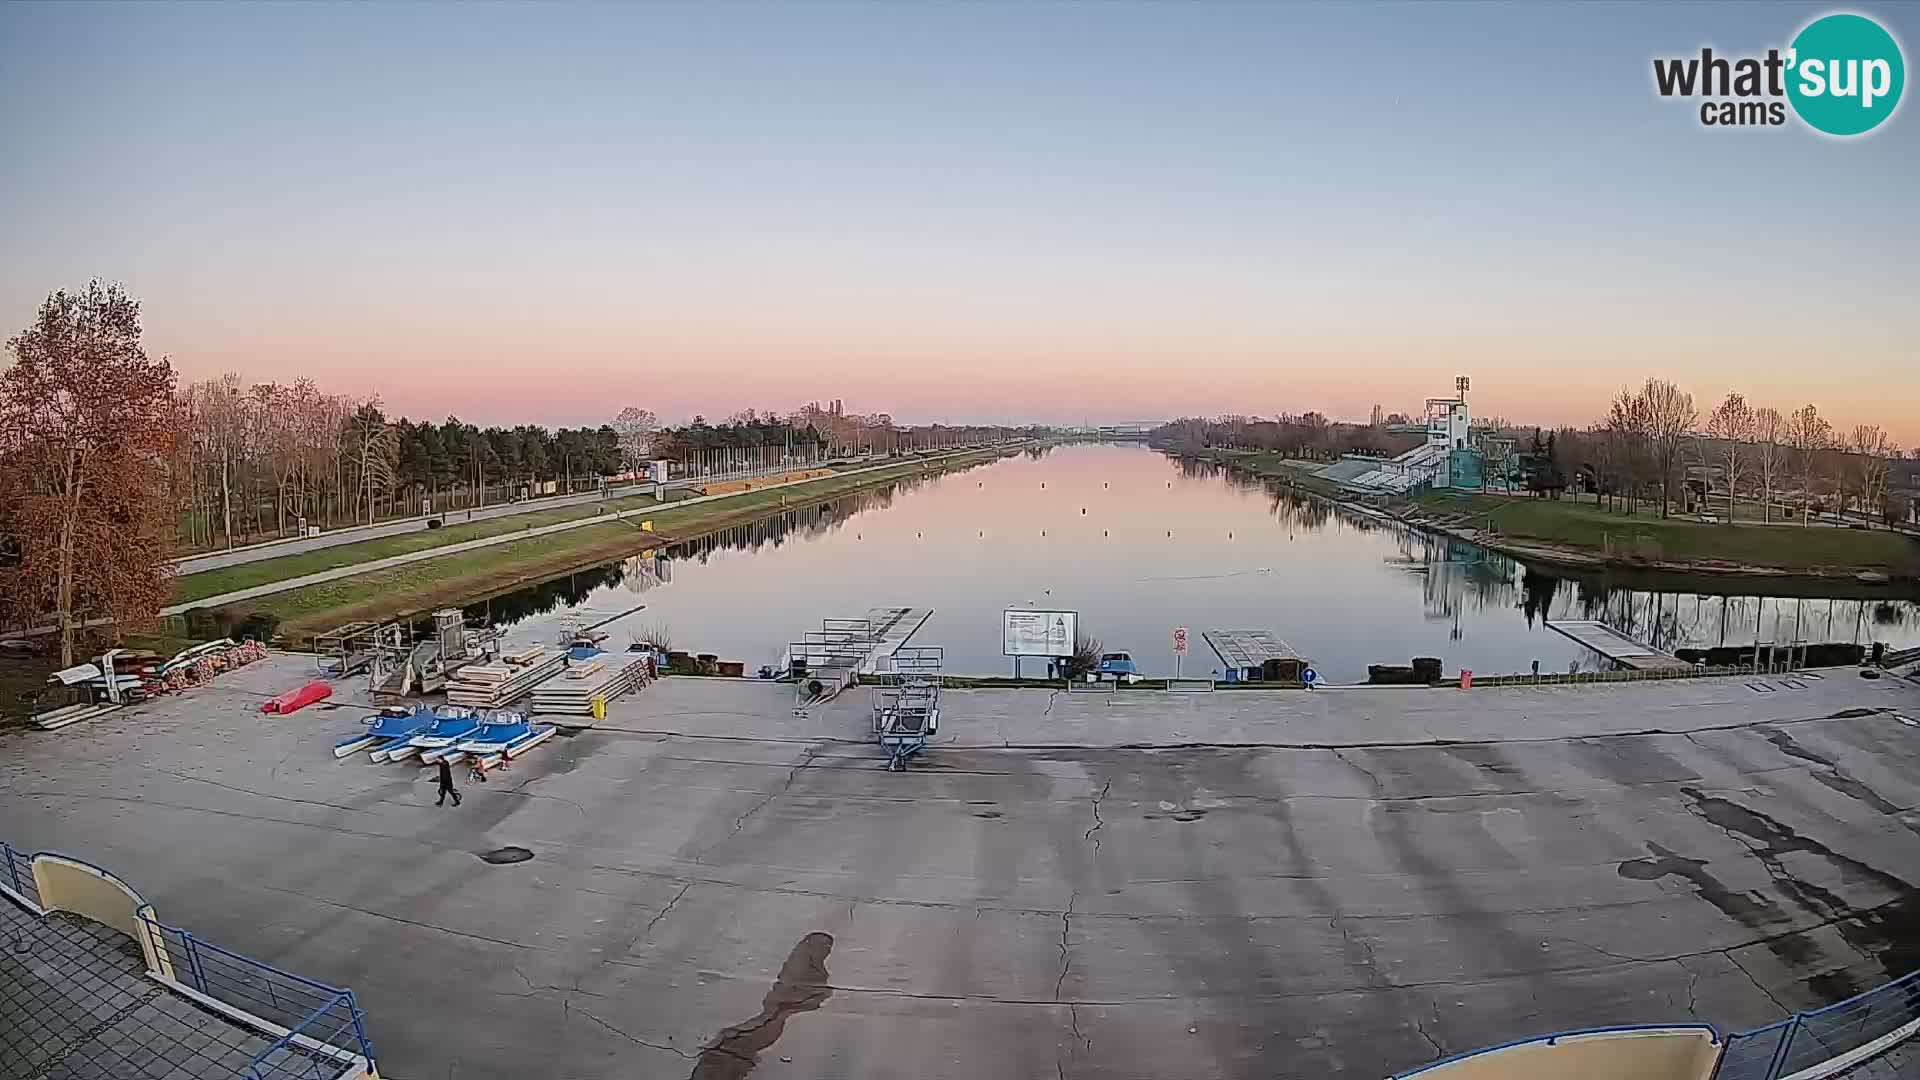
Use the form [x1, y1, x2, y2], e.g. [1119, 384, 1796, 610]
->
[3, 655, 1919, 1078]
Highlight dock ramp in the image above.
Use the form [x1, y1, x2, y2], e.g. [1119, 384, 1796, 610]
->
[1548, 621, 1693, 671]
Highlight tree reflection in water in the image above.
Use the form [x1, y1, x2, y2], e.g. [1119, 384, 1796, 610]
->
[1244, 478, 1920, 658]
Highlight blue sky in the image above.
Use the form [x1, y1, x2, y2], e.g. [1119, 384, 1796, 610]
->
[1, 2, 1913, 436]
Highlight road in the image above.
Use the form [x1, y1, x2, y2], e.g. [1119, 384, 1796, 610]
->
[5, 658, 1918, 1078]
[171, 485, 650, 575]
[170, 454, 927, 576]
[164, 450, 995, 614]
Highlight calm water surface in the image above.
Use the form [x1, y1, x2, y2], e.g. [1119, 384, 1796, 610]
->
[469, 445, 1920, 681]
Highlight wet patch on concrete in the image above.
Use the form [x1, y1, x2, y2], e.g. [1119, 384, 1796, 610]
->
[691, 932, 833, 1079]
[1760, 728, 1911, 821]
[1829, 892, 1920, 984]
[1618, 842, 1789, 933]
[1675, 786, 1920, 980]
[478, 846, 535, 865]
[1681, 787, 1910, 893]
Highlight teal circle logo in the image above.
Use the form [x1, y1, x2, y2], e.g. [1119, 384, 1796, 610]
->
[1787, 13, 1905, 135]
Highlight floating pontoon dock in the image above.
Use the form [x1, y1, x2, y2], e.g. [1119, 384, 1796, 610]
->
[787, 607, 933, 707]
[1547, 620, 1693, 671]
[1203, 629, 1308, 681]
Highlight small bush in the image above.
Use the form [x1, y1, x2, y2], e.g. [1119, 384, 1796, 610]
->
[233, 611, 281, 643]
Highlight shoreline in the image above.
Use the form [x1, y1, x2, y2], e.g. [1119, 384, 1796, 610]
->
[1184, 448, 1920, 594]
[230, 447, 1021, 643]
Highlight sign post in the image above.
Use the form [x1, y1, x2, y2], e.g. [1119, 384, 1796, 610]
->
[1172, 626, 1189, 680]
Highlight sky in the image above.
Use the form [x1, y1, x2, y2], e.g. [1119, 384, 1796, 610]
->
[1, 3, 1914, 440]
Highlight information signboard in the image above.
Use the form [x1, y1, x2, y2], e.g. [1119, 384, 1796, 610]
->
[1003, 609, 1077, 657]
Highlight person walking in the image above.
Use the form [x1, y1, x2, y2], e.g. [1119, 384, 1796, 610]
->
[435, 758, 461, 807]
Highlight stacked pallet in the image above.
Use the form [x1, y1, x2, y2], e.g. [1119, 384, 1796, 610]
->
[446, 647, 566, 708]
[530, 652, 653, 715]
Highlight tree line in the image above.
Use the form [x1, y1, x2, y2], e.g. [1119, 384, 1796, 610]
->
[178, 378, 630, 549]
[1153, 378, 1915, 525]
[1510, 380, 1907, 525]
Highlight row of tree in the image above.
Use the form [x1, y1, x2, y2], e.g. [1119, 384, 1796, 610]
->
[2, 281, 1049, 663]
[1151, 412, 1421, 460]
[1514, 380, 1905, 524]
[1156, 377, 1914, 525]
[177, 394, 1047, 552]
[177, 377, 629, 549]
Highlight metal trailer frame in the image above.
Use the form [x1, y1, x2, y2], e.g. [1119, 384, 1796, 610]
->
[871, 646, 942, 769]
[314, 622, 381, 678]
[788, 618, 876, 709]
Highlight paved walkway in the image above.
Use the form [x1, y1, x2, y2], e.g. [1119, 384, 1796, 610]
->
[1838, 1043, 1916, 1078]
[0, 899, 311, 1080]
[6, 655, 1919, 1078]
[166, 449, 1003, 615]
[172, 484, 662, 575]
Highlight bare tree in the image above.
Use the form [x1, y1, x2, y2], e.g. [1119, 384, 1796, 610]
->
[346, 399, 397, 525]
[1607, 388, 1652, 513]
[612, 406, 659, 476]
[1786, 404, 1832, 526]
[1753, 407, 1787, 524]
[1639, 378, 1696, 518]
[1847, 424, 1894, 523]
[1703, 392, 1753, 522]
[0, 282, 178, 666]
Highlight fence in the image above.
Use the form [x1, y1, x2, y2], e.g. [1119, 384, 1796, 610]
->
[141, 912, 375, 1080]
[1465, 664, 1754, 689]
[1716, 970, 1920, 1080]
[1, 840, 40, 909]
[1, 837, 376, 1080]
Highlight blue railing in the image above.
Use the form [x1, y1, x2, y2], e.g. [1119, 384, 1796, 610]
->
[0, 840, 40, 909]
[141, 911, 376, 1079]
[1716, 970, 1920, 1080]
[0, 836, 375, 1080]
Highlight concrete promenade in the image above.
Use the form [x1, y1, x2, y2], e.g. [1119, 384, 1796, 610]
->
[3, 656, 1918, 1079]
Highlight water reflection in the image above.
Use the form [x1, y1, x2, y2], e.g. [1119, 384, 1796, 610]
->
[472, 445, 1920, 679]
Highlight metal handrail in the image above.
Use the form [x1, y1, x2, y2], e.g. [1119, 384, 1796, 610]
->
[1, 838, 377, 1078]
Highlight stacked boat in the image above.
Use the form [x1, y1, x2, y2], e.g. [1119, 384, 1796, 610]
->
[445, 645, 566, 708]
[529, 648, 655, 716]
[333, 704, 555, 773]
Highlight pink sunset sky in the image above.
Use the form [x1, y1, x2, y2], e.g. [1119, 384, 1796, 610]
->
[3, 4, 1915, 442]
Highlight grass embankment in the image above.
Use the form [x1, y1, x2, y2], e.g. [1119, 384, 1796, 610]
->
[1414, 491, 1919, 575]
[1195, 449, 1346, 494]
[229, 449, 1014, 643]
[172, 491, 669, 602]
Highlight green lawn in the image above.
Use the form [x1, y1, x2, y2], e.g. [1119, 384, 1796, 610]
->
[214, 449, 1013, 639]
[172, 492, 667, 602]
[1415, 491, 1918, 572]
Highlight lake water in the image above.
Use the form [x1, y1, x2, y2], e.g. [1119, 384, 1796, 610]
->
[465, 444, 1920, 681]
